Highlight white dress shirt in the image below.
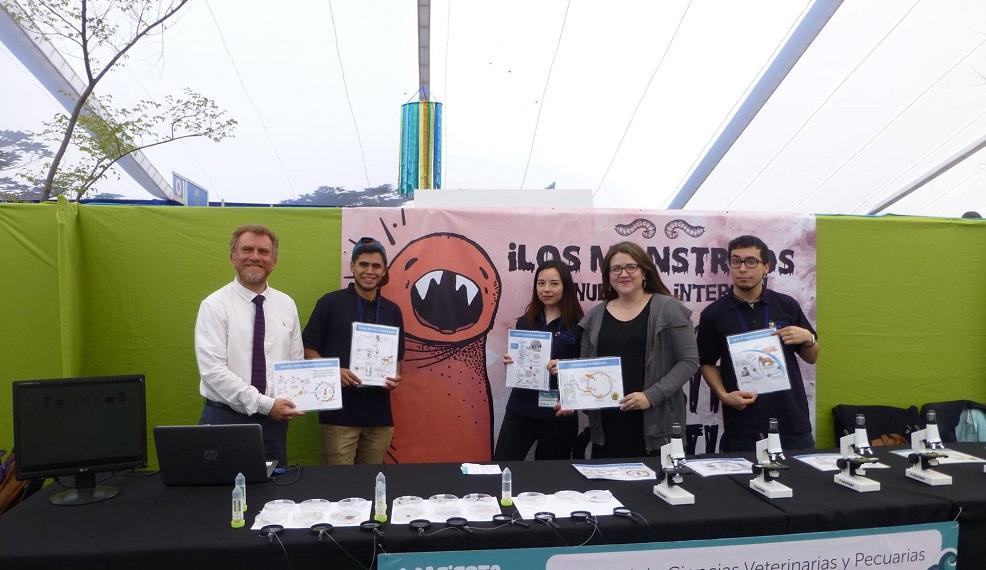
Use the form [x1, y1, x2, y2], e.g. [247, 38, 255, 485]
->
[195, 279, 303, 416]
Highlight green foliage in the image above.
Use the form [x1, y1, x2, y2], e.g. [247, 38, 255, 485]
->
[25, 91, 237, 199]
[1, 0, 236, 200]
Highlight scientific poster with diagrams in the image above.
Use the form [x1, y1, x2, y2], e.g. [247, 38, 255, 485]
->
[505, 329, 552, 390]
[727, 328, 790, 394]
[557, 357, 624, 410]
[350, 322, 400, 387]
[271, 358, 342, 411]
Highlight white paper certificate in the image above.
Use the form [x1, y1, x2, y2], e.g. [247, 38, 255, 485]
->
[572, 463, 657, 481]
[271, 358, 342, 411]
[506, 329, 553, 390]
[557, 357, 624, 410]
[350, 322, 400, 387]
[726, 327, 790, 394]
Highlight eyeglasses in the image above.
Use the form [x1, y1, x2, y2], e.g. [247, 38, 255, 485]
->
[609, 263, 640, 275]
[728, 257, 764, 269]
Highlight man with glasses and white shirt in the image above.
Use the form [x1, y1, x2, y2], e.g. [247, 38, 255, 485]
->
[696, 235, 819, 452]
[195, 224, 304, 465]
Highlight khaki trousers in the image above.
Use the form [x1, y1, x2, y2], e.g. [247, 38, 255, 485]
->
[320, 424, 393, 465]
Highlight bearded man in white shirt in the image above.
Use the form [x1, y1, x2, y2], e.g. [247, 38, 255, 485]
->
[194, 224, 304, 464]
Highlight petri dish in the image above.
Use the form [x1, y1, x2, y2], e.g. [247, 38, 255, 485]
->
[553, 490, 583, 502]
[464, 501, 499, 520]
[433, 504, 462, 519]
[583, 489, 614, 503]
[394, 495, 425, 507]
[393, 506, 426, 523]
[262, 499, 296, 517]
[331, 509, 364, 525]
[300, 499, 332, 513]
[293, 511, 329, 526]
[516, 491, 546, 504]
[428, 493, 459, 504]
[462, 493, 494, 503]
[338, 497, 369, 508]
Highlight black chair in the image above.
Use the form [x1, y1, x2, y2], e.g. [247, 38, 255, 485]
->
[832, 404, 922, 446]
[920, 400, 986, 443]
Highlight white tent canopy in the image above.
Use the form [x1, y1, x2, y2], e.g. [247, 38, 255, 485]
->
[1, 0, 984, 216]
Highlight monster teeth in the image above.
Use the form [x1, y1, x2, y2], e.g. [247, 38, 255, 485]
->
[414, 270, 444, 298]
[455, 275, 479, 304]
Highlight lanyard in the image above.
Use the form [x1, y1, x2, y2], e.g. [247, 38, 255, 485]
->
[355, 293, 381, 324]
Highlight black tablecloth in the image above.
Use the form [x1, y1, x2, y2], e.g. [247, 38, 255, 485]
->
[0, 444, 983, 570]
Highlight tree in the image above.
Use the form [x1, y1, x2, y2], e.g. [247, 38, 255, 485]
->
[280, 184, 410, 207]
[0, 129, 52, 200]
[2, 0, 236, 201]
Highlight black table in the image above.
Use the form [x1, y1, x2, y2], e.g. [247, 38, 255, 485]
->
[0, 445, 983, 570]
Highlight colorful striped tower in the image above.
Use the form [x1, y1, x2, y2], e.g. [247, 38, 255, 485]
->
[399, 101, 442, 197]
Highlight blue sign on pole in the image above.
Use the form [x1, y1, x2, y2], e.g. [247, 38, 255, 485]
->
[172, 172, 209, 206]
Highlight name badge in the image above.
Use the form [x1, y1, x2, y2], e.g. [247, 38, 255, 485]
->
[538, 390, 559, 408]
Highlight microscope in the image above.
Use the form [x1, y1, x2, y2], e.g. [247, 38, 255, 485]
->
[749, 418, 792, 498]
[905, 409, 952, 486]
[653, 423, 694, 505]
[834, 413, 881, 492]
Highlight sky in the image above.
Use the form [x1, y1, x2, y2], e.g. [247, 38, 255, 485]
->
[2, 0, 986, 217]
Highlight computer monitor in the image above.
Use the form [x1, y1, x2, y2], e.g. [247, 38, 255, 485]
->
[12, 374, 147, 506]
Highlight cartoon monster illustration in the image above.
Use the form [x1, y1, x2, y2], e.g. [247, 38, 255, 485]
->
[381, 232, 501, 463]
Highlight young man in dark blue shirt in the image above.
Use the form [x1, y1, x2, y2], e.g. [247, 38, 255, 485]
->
[697, 235, 820, 452]
[303, 238, 404, 464]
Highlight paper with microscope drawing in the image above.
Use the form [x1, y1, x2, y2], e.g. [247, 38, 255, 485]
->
[349, 322, 400, 387]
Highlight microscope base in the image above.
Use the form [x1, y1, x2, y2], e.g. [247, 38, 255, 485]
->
[749, 477, 792, 499]
[653, 483, 694, 505]
[905, 466, 952, 486]
[834, 471, 880, 492]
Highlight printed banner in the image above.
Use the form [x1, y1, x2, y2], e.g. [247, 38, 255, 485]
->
[343, 208, 816, 462]
[378, 522, 958, 570]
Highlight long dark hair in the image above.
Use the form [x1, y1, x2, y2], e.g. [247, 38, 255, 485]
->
[521, 260, 584, 329]
[600, 241, 670, 300]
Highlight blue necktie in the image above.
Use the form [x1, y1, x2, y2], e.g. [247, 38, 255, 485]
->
[251, 295, 266, 395]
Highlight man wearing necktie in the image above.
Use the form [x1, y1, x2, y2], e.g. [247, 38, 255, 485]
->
[195, 224, 304, 465]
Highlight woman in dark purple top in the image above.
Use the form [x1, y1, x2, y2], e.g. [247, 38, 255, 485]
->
[494, 261, 583, 461]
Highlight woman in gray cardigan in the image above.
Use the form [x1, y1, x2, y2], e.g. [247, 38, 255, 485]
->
[556, 241, 698, 458]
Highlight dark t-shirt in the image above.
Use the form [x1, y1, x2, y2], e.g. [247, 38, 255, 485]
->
[696, 288, 816, 438]
[594, 299, 650, 458]
[302, 283, 405, 427]
[505, 314, 582, 420]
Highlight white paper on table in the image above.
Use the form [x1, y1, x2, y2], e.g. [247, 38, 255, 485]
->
[557, 357, 624, 410]
[890, 448, 986, 464]
[513, 490, 623, 520]
[391, 495, 502, 524]
[460, 463, 503, 475]
[251, 498, 371, 529]
[794, 453, 889, 472]
[271, 358, 342, 411]
[506, 329, 553, 391]
[349, 322, 400, 387]
[727, 328, 790, 395]
[572, 463, 656, 481]
[686, 458, 755, 477]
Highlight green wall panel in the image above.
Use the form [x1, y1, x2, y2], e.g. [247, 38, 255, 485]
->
[815, 215, 986, 446]
[3, 204, 985, 460]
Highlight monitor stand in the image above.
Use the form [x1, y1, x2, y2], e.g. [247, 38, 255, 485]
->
[49, 472, 120, 506]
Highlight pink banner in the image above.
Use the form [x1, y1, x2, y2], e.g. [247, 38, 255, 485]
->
[343, 208, 816, 462]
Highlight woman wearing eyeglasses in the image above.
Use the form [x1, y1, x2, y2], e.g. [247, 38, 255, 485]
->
[558, 241, 698, 458]
[495, 261, 583, 460]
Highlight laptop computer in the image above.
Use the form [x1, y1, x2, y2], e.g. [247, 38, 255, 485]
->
[154, 424, 277, 486]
